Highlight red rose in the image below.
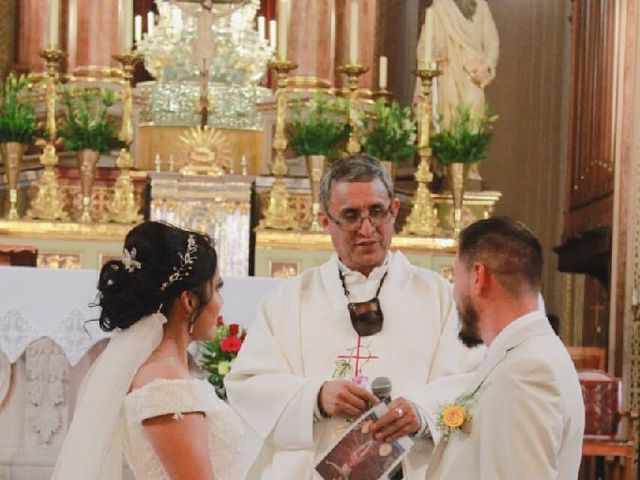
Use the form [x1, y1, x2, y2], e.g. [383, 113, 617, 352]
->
[229, 323, 240, 336]
[220, 336, 242, 353]
[216, 316, 224, 327]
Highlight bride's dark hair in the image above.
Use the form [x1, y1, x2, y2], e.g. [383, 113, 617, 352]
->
[97, 221, 218, 331]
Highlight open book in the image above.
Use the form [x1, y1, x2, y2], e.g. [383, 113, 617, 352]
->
[315, 403, 414, 480]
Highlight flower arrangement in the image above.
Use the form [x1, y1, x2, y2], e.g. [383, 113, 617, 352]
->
[359, 100, 416, 162]
[0, 73, 38, 144]
[287, 92, 350, 158]
[435, 384, 486, 439]
[58, 87, 125, 153]
[200, 317, 246, 394]
[430, 104, 498, 165]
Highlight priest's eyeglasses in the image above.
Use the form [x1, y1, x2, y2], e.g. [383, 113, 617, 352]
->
[326, 205, 394, 232]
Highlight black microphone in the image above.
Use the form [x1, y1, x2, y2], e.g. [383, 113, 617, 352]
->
[371, 376, 392, 404]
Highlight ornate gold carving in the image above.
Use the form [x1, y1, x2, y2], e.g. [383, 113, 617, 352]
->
[179, 126, 232, 176]
[1, 142, 25, 220]
[305, 155, 328, 232]
[259, 60, 298, 230]
[0, 219, 130, 241]
[76, 149, 100, 223]
[337, 63, 369, 154]
[106, 149, 143, 223]
[37, 253, 81, 269]
[402, 68, 441, 236]
[27, 144, 70, 221]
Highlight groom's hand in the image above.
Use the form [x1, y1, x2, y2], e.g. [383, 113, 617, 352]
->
[370, 397, 420, 442]
[319, 380, 379, 418]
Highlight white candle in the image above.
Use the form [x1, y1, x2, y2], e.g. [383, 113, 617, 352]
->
[379, 56, 388, 90]
[269, 19, 277, 49]
[424, 7, 433, 65]
[349, 1, 358, 64]
[49, 0, 60, 48]
[257, 16, 266, 41]
[123, 0, 133, 51]
[134, 15, 142, 44]
[147, 11, 155, 36]
[278, 0, 290, 60]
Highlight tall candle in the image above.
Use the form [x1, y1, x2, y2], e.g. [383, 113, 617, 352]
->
[134, 15, 142, 44]
[147, 11, 155, 36]
[349, 1, 358, 64]
[257, 16, 266, 41]
[49, 0, 60, 48]
[379, 56, 388, 90]
[278, 0, 290, 60]
[123, 0, 133, 51]
[269, 19, 277, 49]
[423, 7, 433, 65]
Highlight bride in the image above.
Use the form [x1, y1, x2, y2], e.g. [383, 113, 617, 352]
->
[53, 221, 243, 479]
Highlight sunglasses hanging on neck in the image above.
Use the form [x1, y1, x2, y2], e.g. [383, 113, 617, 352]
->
[339, 271, 388, 337]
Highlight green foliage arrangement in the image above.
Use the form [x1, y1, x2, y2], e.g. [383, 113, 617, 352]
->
[360, 100, 417, 162]
[58, 88, 124, 153]
[287, 93, 350, 157]
[0, 74, 37, 144]
[431, 104, 499, 165]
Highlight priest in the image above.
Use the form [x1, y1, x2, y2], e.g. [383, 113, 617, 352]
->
[225, 155, 483, 479]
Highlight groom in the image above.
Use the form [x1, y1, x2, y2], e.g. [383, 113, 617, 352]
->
[426, 217, 584, 479]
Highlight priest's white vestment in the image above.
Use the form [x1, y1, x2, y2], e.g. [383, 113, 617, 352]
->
[225, 252, 483, 479]
[425, 311, 585, 480]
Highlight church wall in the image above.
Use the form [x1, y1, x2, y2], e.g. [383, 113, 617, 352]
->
[481, 0, 571, 319]
[0, 0, 17, 79]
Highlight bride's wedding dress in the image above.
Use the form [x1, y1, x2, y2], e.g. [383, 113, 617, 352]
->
[123, 378, 243, 480]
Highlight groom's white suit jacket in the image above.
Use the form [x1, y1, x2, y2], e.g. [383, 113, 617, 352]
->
[426, 311, 585, 480]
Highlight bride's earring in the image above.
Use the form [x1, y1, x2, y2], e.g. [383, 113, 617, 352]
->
[188, 313, 197, 335]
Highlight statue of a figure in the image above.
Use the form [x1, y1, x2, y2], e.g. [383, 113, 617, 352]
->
[415, 0, 500, 128]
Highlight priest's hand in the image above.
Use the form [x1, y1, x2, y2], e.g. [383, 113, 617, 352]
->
[318, 380, 380, 418]
[370, 397, 420, 442]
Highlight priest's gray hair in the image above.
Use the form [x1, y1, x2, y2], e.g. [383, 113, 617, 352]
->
[319, 154, 394, 213]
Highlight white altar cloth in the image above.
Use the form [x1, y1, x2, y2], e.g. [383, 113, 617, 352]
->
[0, 266, 280, 366]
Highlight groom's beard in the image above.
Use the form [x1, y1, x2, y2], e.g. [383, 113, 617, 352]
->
[458, 295, 483, 348]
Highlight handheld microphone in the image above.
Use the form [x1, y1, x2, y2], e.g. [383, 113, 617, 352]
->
[371, 376, 392, 404]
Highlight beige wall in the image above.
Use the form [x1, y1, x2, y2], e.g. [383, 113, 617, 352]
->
[482, 0, 571, 318]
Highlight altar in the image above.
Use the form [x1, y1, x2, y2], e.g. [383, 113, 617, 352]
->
[0, 266, 280, 479]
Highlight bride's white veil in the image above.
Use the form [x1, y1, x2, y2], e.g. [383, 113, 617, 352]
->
[52, 312, 167, 479]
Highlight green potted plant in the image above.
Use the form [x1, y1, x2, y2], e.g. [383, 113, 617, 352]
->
[359, 100, 417, 182]
[0, 73, 38, 219]
[430, 104, 498, 233]
[287, 93, 350, 231]
[58, 87, 124, 222]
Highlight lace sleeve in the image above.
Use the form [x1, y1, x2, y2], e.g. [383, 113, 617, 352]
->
[124, 378, 211, 423]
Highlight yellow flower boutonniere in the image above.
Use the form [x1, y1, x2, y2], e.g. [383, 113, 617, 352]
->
[436, 384, 486, 439]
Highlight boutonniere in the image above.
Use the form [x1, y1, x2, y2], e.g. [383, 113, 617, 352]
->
[436, 384, 487, 439]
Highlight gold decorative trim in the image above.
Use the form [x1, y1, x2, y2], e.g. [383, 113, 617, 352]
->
[37, 253, 81, 269]
[256, 230, 457, 253]
[269, 260, 299, 278]
[0, 219, 132, 241]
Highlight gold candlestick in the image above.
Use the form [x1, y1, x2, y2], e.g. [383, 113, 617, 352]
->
[29, 49, 68, 221]
[112, 51, 142, 145]
[402, 68, 441, 236]
[338, 63, 368, 154]
[259, 60, 299, 230]
[371, 89, 393, 105]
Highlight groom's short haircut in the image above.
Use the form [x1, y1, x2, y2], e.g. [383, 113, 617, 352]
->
[458, 217, 543, 297]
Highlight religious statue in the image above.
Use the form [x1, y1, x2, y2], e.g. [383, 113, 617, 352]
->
[416, 0, 499, 127]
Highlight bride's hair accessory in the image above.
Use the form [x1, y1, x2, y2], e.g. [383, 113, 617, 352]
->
[121, 247, 142, 273]
[161, 234, 198, 291]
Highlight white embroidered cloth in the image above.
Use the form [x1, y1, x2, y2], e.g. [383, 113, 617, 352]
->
[0, 266, 280, 365]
